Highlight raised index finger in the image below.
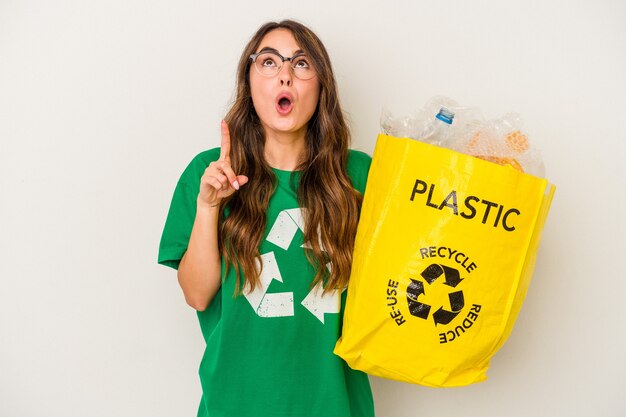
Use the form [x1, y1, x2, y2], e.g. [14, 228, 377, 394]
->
[219, 120, 231, 161]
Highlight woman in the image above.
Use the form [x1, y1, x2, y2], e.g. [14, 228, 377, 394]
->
[158, 20, 375, 417]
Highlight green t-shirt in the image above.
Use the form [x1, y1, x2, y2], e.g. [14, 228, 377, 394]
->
[158, 147, 375, 417]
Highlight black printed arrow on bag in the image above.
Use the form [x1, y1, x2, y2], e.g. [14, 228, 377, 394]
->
[406, 263, 465, 325]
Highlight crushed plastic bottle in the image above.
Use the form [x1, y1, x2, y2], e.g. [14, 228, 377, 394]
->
[420, 107, 455, 147]
[379, 96, 546, 177]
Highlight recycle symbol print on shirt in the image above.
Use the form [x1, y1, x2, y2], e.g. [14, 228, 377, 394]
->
[242, 208, 343, 324]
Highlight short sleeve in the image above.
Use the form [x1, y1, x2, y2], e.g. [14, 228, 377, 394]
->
[346, 149, 373, 195]
[158, 148, 221, 270]
[158, 181, 198, 270]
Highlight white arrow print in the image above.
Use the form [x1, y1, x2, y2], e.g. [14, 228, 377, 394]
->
[243, 251, 294, 317]
[301, 261, 343, 324]
[301, 280, 345, 324]
[266, 208, 304, 250]
[246, 207, 340, 323]
[266, 208, 323, 251]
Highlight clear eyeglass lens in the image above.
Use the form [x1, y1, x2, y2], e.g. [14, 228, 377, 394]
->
[254, 52, 314, 80]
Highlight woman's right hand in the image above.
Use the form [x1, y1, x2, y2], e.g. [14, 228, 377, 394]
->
[197, 120, 249, 208]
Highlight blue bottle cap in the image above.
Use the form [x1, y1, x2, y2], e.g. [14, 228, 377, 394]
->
[435, 107, 455, 124]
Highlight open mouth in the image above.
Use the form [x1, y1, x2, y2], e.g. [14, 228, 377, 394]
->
[279, 97, 291, 109]
[276, 94, 294, 114]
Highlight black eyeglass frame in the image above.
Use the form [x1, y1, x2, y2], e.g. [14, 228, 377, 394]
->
[249, 50, 315, 80]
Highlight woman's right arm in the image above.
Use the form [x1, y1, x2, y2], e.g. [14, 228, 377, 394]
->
[176, 121, 248, 311]
[177, 201, 222, 311]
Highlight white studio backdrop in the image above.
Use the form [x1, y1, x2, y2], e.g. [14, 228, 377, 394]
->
[1, 0, 625, 416]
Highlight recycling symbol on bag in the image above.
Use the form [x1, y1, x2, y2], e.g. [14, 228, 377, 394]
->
[242, 208, 343, 324]
[406, 263, 465, 326]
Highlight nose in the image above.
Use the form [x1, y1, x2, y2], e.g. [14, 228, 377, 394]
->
[278, 64, 293, 86]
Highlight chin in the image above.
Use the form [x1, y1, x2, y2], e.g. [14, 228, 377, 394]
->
[268, 119, 305, 134]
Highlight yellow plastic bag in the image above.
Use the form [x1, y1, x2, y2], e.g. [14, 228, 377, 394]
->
[334, 134, 555, 387]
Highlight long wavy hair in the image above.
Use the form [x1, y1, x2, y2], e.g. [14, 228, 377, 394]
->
[219, 20, 363, 297]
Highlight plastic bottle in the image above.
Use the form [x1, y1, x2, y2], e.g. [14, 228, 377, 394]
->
[420, 107, 455, 147]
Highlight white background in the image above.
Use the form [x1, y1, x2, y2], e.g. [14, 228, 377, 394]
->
[1, 0, 625, 416]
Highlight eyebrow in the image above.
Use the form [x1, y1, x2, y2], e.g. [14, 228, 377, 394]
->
[256, 46, 305, 56]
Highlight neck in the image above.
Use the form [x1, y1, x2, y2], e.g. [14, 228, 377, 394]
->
[264, 130, 306, 171]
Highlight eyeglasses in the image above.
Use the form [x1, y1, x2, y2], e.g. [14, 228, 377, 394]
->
[249, 50, 316, 80]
